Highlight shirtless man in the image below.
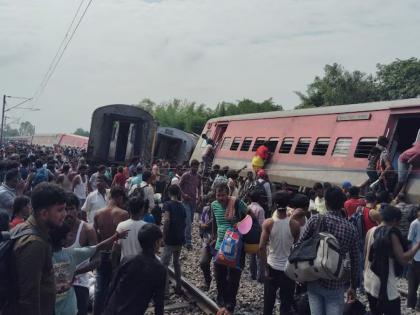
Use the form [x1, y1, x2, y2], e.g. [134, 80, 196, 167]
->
[93, 186, 128, 315]
[64, 193, 97, 315]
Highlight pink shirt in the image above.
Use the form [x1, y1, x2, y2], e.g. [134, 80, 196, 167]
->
[249, 202, 265, 226]
[399, 143, 420, 165]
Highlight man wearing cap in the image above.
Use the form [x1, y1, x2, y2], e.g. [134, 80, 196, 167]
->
[252, 141, 270, 172]
[394, 141, 420, 196]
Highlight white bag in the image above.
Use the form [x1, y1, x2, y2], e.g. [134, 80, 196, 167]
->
[285, 227, 345, 282]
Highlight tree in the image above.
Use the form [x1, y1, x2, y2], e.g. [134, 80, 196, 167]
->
[138, 98, 282, 133]
[18, 121, 35, 136]
[4, 124, 19, 137]
[376, 57, 420, 100]
[295, 63, 379, 108]
[74, 128, 89, 137]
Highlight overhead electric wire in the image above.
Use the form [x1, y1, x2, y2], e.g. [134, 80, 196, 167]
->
[33, 0, 94, 104]
[5, 98, 33, 112]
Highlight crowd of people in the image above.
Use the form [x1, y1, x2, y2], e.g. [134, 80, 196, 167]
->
[0, 138, 419, 315]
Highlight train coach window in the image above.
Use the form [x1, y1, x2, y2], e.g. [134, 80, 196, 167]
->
[354, 137, 378, 158]
[221, 137, 232, 150]
[230, 137, 242, 151]
[279, 138, 294, 154]
[252, 138, 266, 151]
[332, 138, 352, 157]
[294, 138, 311, 155]
[240, 137, 253, 151]
[312, 138, 330, 156]
[267, 138, 279, 152]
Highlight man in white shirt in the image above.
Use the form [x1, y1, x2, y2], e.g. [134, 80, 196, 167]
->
[82, 175, 109, 223]
[313, 182, 327, 215]
[170, 165, 183, 186]
[129, 170, 155, 211]
[113, 196, 146, 260]
[88, 165, 106, 193]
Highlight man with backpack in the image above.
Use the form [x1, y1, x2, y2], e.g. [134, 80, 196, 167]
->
[2, 182, 67, 315]
[31, 159, 54, 188]
[128, 170, 155, 212]
[297, 186, 359, 315]
[253, 169, 272, 217]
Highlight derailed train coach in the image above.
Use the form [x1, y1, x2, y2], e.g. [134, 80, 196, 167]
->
[154, 127, 198, 164]
[191, 98, 420, 202]
[87, 104, 158, 164]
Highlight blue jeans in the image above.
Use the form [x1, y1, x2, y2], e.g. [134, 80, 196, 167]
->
[307, 282, 345, 315]
[183, 202, 194, 246]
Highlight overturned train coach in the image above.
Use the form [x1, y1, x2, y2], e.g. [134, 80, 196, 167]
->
[87, 104, 158, 164]
[155, 127, 198, 164]
[191, 98, 420, 202]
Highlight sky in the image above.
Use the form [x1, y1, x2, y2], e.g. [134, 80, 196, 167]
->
[1, 0, 420, 133]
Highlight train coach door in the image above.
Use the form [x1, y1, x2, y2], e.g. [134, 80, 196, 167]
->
[213, 123, 228, 150]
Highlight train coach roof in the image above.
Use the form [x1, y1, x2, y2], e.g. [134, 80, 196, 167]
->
[92, 104, 154, 120]
[208, 98, 420, 123]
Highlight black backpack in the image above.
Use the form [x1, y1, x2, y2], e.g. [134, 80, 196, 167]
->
[0, 228, 39, 310]
[248, 181, 268, 207]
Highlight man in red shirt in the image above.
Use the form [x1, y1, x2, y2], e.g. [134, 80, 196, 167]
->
[344, 186, 366, 217]
[395, 141, 420, 196]
[112, 166, 127, 188]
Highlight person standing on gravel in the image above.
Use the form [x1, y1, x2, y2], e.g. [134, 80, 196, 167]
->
[161, 184, 186, 297]
[211, 183, 249, 313]
[407, 206, 420, 311]
[179, 159, 201, 250]
[259, 191, 300, 315]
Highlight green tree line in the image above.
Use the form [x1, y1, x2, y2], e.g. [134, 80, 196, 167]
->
[141, 57, 420, 133]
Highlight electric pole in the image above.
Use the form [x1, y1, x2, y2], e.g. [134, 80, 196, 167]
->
[1, 95, 6, 145]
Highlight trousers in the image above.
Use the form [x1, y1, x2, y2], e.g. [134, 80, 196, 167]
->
[160, 245, 183, 294]
[183, 202, 195, 246]
[214, 262, 242, 313]
[263, 265, 295, 315]
[199, 245, 212, 285]
[407, 261, 420, 309]
[94, 251, 112, 315]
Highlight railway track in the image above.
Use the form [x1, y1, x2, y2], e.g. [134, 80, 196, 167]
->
[167, 266, 220, 314]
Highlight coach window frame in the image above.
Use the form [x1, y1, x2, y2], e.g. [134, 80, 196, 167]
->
[332, 137, 352, 157]
[312, 137, 331, 156]
[279, 137, 294, 154]
[354, 137, 378, 158]
[221, 137, 232, 150]
[240, 137, 253, 151]
[252, 137, 266, 152]
[230, 137, 242, 151]
[294, 137, 312, 155]
[266, 137, 279, 153]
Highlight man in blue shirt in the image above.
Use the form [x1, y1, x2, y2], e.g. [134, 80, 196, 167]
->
[407, 207, 420, 311]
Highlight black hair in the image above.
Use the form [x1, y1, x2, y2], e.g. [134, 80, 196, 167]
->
[65, 193, 80, 209]
[143, 170, 152, 182]
[365, 192, 376, 203]
[349, 186, 360, 198]
[12, 196, 31, 219]
[190, 159, 200, 167]
[168, 184, 181, 200]
[313, 182, 323, 191]
[377, 136, 389, 147]
[290, 193, 310, 209]
[376, 191, 391, 204]
[78, 164, 88, 171]
[323, 182, 332, 190]
[213, 164, 221, 171]
[215, 182, 230, 194]
[49, 223, 71, 250]
[117, 166, 124, 172]
[227, 170, 238, 180]
[110, 186, 126, 200]
[325, 186, 346, 211]
[35, 159, 44, 168]
[128, 196, 145, 215]
[138, 223, 163, 253]
[20, 157, 30, 167]
[98, 165, 106, 172]
[369, 146, 382, 156]
[31, 183, 67, 214]
[248, 189, 260, 203]
[62, 164, 70, 172]
[380, 205, 402, 223]
[273, 191, 290, 210]
[5, 168, 19, 182]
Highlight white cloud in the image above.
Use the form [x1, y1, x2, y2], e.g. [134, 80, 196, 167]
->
[0, 0, 419, 132]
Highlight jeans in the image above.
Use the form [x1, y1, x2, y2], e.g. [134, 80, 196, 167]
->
[183, 202, 195, 246]
[366, 293, 401, 315]
[214, 262, 242, 312]
[94, 251, 112, 315]
[307, 282, 345, 315]
[249, 254, 264, 282]
[397, 160, 410, 183]
[407, 261, 420, 309]
[199, 245, 212, 285]
[160, 245, 183, 295]
[263, 266, 295, 315]
[74, 285, 89, 315]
